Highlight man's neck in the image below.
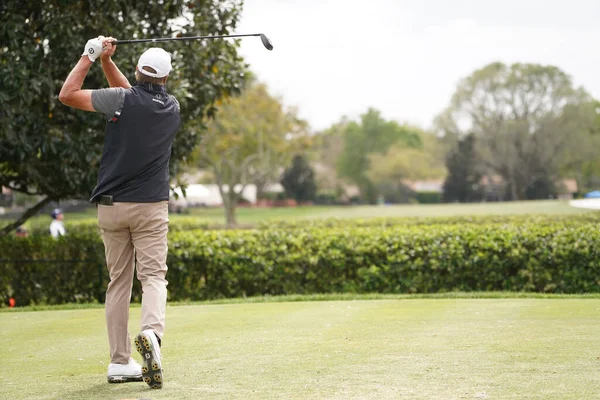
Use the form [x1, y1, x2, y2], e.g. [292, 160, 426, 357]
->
[135, 81, 167, 92]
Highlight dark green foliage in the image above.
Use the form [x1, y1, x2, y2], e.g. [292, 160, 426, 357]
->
[280, 155, 317, 203]
[314, 191, 338, 205]
[0, 0, 247, 234]
[376, 182, 414, 204]
[257, 191, 286, 202]
[3, 214, 600, 306]
[256, 212, 600, 229]
[415, 191, 442, 204]
[0, 231, 106, 306]
[526, 176, 558, 200]
[443, 134, 484, 202]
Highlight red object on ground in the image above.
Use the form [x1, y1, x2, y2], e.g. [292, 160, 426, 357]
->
[8, 297, 15, 308]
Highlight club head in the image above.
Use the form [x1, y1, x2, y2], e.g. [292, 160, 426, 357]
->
[260, 34, 273, 51]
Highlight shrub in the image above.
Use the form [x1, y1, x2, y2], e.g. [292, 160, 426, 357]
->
[257, 213, 600, 229]
[2, 216, 600, 306]
[0, 231, 106, 306]
[415, 191, 442, 204]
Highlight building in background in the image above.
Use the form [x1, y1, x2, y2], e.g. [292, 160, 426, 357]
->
[169, 184, 257, 210]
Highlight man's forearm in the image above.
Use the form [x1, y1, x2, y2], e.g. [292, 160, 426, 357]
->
[101, 58, 131, 88]
[58, 56, 93, 102]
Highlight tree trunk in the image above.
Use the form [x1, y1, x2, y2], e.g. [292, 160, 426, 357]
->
[224, 191, 237, 228]
[0, 195, 53, 236]
[509, 182, 517, 201]
[225, 202, 237, 227]
[212, 165, 238, 228]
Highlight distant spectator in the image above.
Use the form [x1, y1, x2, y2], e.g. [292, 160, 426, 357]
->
[49, 208, 66, 238]
[15, 226, 28, 238]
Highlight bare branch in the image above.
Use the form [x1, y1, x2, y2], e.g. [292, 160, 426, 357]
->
[0, 196, 53, 236]
[4, 184, 42, 196]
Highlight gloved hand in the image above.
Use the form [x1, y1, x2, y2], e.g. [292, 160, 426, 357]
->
[81, 36, 105, 62]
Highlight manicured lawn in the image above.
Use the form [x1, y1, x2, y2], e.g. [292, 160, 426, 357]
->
[2, 297, 600, 399]
[309, 200, 589, 218]
[182, 200, 590, 222]
[12, 199, 589, 231]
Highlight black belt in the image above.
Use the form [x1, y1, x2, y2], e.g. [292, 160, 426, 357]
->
[95, 195, 114, 206]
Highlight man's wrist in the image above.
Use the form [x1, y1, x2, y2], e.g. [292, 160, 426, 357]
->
[80, 55, 94, 65]
[100, 57, 114, 67]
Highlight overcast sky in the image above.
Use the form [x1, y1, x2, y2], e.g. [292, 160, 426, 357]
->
[235, 0, 600, 132]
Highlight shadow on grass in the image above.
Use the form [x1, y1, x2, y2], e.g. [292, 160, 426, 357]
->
[60, 382, 156, 400]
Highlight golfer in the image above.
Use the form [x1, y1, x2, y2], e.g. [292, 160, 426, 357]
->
[59, 36, 181, 389]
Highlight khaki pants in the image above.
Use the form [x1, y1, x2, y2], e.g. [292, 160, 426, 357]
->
[98, 201, 169, 364]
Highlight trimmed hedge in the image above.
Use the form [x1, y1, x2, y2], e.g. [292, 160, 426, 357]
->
[168, 224, 600, 298]
[27, 212, 600, 236]
[25, 217, 215, 236]
[2, 217, 600, 306]
[257, 212, 600, 229]
[0, 231, 107, 306]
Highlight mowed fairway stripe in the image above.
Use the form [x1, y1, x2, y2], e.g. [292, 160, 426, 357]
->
[1, 300, 600, 399]
[475, 300, 600, 399]
[163, 301, 448, 398]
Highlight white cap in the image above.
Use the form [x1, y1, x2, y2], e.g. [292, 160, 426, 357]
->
[137, 48, 172, 78]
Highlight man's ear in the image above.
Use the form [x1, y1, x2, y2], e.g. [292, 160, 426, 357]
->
[162, 75, 168, 84]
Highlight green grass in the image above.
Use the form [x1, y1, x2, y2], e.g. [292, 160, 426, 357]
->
[181, 200, 590, 222]
[10, 199, 590, 231]
[313, 199, 590, 218]
[2, 297, 600, 399]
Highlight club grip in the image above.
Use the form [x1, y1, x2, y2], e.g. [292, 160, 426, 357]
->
[111, 39, 158, 45]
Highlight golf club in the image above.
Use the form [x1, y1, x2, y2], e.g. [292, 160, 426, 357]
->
[112, 33, 273, 51]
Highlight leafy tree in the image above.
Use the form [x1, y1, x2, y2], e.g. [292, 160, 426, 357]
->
[367, 133, 445, 181]
[336, 109, 422, 203]
[562, 100, 600, 193]
[0, 0, 247, 235]
[280, 155, 317, 203]
[525, 176, 557, 200]
[193, 82, 309, 227]
[366, 132, 446, 203]
[310, 118, 348, 195]
[435, 62, 595, 201]
[250, 103, 309, 199]
[442, 134, 484, 203]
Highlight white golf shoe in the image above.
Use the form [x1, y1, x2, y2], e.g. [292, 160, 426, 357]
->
[107, 357, 143, 383]
[135, 330, 163, 389]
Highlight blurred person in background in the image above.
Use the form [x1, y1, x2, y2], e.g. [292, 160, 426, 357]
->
[15, 226, 28, 237]
[49, 208, 66, 238]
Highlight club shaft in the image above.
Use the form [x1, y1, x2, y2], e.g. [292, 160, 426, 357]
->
[113, 33, 260, 45]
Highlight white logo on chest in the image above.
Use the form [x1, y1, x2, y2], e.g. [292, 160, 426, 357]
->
[152, 98, 165, 105]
